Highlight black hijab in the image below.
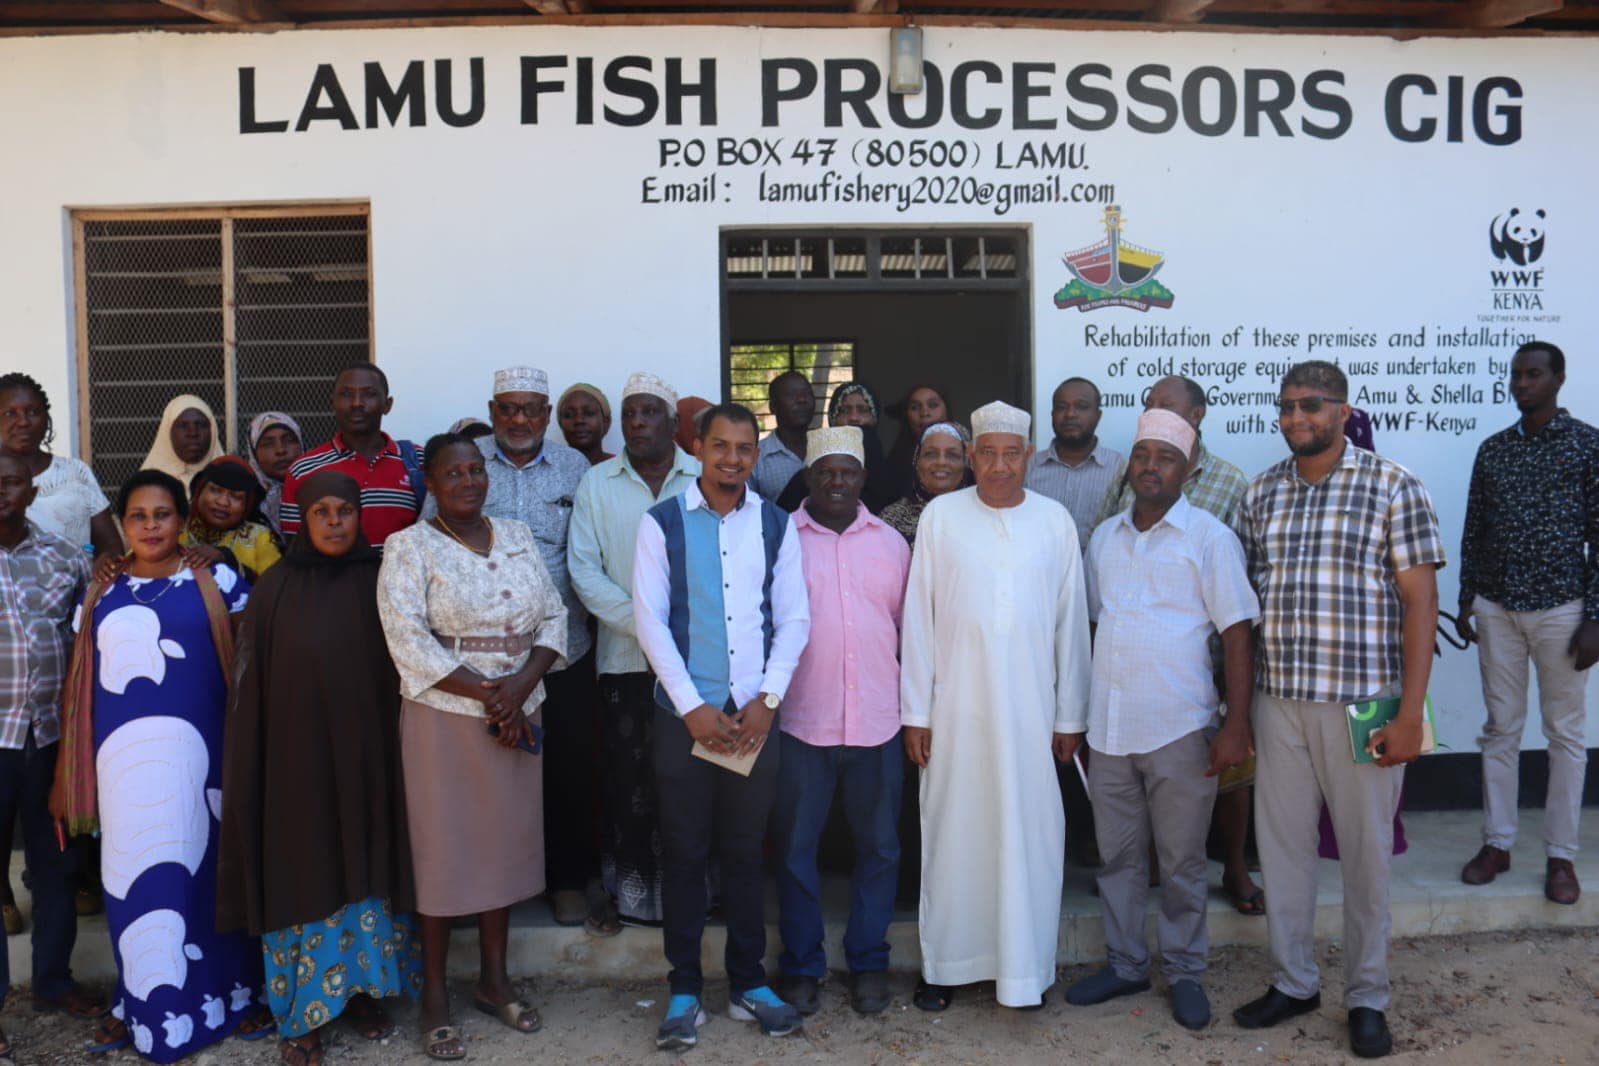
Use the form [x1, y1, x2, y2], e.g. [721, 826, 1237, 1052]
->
[775, 381, 895, 513]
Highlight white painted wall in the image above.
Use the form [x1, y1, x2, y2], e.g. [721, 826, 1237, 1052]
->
[3, 24, 1594, 754]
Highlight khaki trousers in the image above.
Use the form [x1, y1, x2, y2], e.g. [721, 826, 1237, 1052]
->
[1474, 597, 1591, 860]
[1253, 689, 1404, 1011]
[1089, 729, 1218, 983]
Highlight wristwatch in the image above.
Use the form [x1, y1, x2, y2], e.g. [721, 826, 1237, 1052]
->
[762, 692, 781, 710]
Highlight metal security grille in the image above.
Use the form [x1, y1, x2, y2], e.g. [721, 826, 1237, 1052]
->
[73, 205, 371, 495]
[722, 230, 1023, 287]
[729, 342, 854, 434]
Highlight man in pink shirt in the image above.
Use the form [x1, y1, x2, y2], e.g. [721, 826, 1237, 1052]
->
[773, 426, 912, 1018]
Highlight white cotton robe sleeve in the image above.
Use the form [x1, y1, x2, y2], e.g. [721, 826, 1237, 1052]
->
[1053, 518, 1092, 735]
[898, 502, 938, 730]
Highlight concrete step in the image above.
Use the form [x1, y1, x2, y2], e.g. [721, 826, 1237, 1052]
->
[6, 809, 1596, 987]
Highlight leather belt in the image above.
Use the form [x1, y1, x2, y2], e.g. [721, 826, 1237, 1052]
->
[433, 631, 536, 655]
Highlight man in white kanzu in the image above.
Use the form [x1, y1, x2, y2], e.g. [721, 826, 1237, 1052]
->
[900, 399, 1092, 1011]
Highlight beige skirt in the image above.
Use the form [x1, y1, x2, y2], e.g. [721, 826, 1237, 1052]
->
[400, 698, 545, 917]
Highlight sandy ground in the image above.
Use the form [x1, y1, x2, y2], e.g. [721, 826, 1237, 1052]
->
[3, 927, 1596, 1065]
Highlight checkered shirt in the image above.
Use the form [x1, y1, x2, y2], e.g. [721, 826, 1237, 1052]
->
[0, 522, 90, 749]
[1239, 445, 1446, 704]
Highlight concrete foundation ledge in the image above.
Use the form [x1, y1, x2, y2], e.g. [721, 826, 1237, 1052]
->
[6, 810, 1596, 986]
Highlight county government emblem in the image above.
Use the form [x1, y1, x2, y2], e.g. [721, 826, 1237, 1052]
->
[1055, 204, 1174, 313]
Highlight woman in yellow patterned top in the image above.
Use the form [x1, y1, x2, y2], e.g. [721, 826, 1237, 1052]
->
[182, 456, 283, 580]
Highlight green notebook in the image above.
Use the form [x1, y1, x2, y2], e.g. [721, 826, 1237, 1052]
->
[1346, 695, 1436, 764]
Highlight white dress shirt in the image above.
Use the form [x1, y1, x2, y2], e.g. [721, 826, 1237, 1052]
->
[632, 480, 810, 716]
[1085, 495, 1260, 756]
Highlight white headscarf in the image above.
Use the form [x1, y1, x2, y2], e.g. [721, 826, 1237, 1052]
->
[141, 394, 222, 486]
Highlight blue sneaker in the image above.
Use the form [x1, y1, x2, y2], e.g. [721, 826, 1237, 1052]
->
[728, 986, 802, 1036]
[656, 995, 706, 1051]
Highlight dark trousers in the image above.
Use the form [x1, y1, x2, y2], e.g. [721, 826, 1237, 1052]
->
[771, 732, 902, 978]
[541, 648, 599, 893]
[652, 702, 780, 997]
[0, 729, 78, 1004]
[598, 673, 665, 922]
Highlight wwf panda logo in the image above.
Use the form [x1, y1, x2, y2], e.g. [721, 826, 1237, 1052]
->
[1488, 207, 1545, 266]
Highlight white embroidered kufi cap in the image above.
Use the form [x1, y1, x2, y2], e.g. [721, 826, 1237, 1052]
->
[621, 371, 679, 408]
[970, 400, 1031, 439]
[493, 366, 550, 396]
[1133, 408, 1197, 458]
[806, 426, 865, 467]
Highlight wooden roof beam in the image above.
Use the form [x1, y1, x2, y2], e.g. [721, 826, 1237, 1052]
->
[853, 0, 900, 12]
[1147, 0, 1213, 20]
[1434, 0, 1563, 26]
[525, 0, 591, 12]
[158, 0, 286, 21]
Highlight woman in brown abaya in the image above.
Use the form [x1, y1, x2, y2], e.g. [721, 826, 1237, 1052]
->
[217, 469, 420, 1066]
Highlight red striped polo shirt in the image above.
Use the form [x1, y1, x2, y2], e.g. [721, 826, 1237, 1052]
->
[279, 432, 420, 546]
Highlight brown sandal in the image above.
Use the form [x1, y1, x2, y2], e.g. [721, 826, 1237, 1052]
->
[344, 994, 397, 1041]
[472, 995, 542, 1033]
[278, 1033, 324, 1066]
[422, 1024, 466, 1061]
[32, 984, 108, 1019]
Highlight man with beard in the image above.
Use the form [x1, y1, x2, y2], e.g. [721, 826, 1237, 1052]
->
[1456, 341, 1598, 906]
[1233, 360, 1444, 1059]
[753, 371, 817, 503]
[634, 403, 809, 1049]
[1025, 377, 1123, 550]
[568, 372, 699, 934]
[280, 363, 422, 547]
[425, 366, 596, 926]
[901, 400, 1091, 1012]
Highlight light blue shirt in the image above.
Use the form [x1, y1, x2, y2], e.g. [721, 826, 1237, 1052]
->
[567, 447, 700, 676]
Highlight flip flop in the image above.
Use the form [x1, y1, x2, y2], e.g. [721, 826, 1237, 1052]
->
[279, 1034, 325, 1066]
[473, 995, 542, 1033]
[236, 1006, 277, 1041]
[422, 1025, 467, 1061]
[343, 996, 398, 1041]
[913, 980, 954, 1012]
[1225, 881, 1267, 916]
[583, 900, 622, 938]
[0, 1026, 12, 1063]
[32, 985, 109, 1019]
[86, 1017, 130, 1055]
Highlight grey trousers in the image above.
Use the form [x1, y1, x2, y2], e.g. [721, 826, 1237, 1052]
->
[1253, 689, 1403, 1011]
[1474, 597, 1591, 860]
[1089, 729, 1217, 983]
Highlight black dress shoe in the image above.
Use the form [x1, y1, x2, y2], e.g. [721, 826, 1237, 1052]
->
[778, 975, 821, 1015]
[1233, 987, 1321, 1029]
[1348, 1007, 1392, 1058]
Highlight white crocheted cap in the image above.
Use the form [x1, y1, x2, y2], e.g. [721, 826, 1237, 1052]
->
[1133, 408, 1197, 458]
[970, 400, 1030, 440]
[621, 371, 678, 408]
[493, 366, 549, 396]
[806, 426, 865, 467]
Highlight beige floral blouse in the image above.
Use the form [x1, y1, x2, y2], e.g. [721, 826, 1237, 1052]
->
[377, 517, 568, 719]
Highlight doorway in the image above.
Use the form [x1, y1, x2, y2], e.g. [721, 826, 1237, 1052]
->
[720, 229, 1031, 453]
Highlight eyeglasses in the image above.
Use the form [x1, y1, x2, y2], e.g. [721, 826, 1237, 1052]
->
[1276, 395, 1345, 417]
[493, 400, 549, 420]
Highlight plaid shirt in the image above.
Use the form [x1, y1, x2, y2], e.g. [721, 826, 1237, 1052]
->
[1093, 439, 1250, 535]
[0, 521, 90, 749]
[1239, 445, 1446, 704]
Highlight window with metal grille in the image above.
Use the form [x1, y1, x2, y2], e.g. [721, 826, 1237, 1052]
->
[72, 205, 372, 495]
[722, 230, 1022, 286]
[729, 342, 854, 434]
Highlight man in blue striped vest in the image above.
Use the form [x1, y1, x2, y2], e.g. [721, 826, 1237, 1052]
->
[633, 402, 811, 1051]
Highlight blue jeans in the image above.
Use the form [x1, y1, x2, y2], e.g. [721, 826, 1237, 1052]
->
[0, 728, 79, 1005]
[772, 731, 902, 977]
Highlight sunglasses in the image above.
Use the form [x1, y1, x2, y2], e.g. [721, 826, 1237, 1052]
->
[1276, 395, 1345, 417]
[493, 400, 550, 420]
